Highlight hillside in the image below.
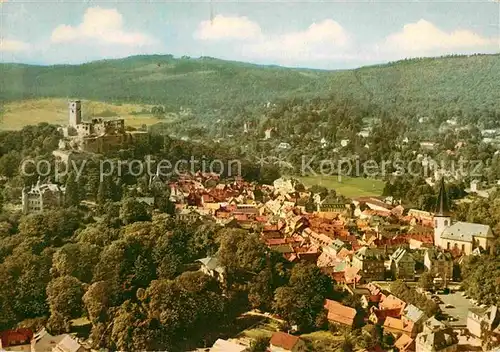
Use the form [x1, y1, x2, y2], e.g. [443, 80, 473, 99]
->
[1, 54, 499, 121]
[0, 99, 168, 131]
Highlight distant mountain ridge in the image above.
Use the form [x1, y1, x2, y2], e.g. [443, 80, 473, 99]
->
[1, 53, 499, 117]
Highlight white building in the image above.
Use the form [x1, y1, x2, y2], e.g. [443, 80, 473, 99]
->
[433, 178, 496, 255]
[21, 180, 65, 214]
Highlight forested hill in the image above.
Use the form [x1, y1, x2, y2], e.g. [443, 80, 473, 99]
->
[1, 53, 499, 116]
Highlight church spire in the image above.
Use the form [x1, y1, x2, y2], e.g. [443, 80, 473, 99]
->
[435, 177, 450, 217]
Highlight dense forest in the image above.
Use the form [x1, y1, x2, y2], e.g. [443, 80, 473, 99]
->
[1, 54, 499, 123]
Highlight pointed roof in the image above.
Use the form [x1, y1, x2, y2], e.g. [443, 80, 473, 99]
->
[435, 178, 451, 217]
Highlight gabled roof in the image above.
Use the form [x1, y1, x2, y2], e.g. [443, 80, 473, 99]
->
[210, 338, 247, 352]
[270, 332, 300, 351]
[390, 247, 415, 263]
[383, 317, 415, 334]
[394, 334, 414, 351]
[197, 257, 224, 273]
[324, 299, 357, 326]
[0, 328, 33, 347]
[404, 304, 425, 323]
[54, 335, 84, 352]
[441, 221, 493, 240]
[380, 294, 406, 314]
[416, 329, 458, 350]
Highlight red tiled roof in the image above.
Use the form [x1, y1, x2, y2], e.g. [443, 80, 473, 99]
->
[371, 307, 403, 323]
[266, 238, 287, 246]
[0, 329, 33, 347]
[270, 332, 300, 350]
[324, 299, 356, 326]
[383, 317, 415, 335]
[394, 334, 415, 351]
[380, 295, 406, 315]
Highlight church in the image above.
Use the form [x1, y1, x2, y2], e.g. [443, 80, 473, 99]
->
[433, 178, 496, 255]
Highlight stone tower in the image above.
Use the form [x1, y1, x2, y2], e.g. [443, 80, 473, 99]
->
[68, 100, 82, 127]
[433, 177, 451, 247]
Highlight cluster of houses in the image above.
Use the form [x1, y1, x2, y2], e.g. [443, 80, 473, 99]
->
[0, 328, 88, 352]
[199, 284, 499, 352]
[13, 166, 500, 351]
[167, 175, 498, 351]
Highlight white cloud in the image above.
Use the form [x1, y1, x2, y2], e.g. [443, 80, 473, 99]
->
[242, 19, 352, 64]
[195, 15, 262, 41]
[381, 19, 497, 56]
[51, 6, 156, 46]
[0, 38, 30, 52]
[194, 17, 352, 65]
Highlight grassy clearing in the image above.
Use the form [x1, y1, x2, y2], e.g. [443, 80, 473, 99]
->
[301, 331, 344, 351]
[295, 175, 385, 198]
[0, 98, 171, 130]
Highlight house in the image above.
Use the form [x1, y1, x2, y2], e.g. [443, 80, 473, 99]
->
[394, 334, 415, 352]
[379, 295, 406, 316]
[53, 335, 87, 352]
[390, 247, 416, 281]
[420, 141, 436, 150]
[210, 339, 248, 352]
[352, 246, 388, 281]
[323, 299, 357, 327]
[0, 329, 32, 350]
[383, 316, 417, 338]
[269, 332, 306, 352]
[467, 305, 500, 339]
[21, 181, 65, 214]
[415, 328, 458, 352]
[422, 317, 448, 334]
[360, 294, 381, 309]
[369, 307, 402, 325]
[30, 329, 87, 352]
[423, 248, 453, 283]
[197, 257, 225, 283]
[403, 304, 426, 332]
[176, 208, 201, 222]
[318, 196, 350, 215]
[277, 142, 291, 150]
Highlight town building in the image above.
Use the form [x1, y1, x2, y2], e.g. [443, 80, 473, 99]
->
[21, 180, 65, 214]
[30, 329, 88, 352]
[0, 329, 32, 350]
[269, 332, 306, 352]
[390, 247, 416, 281]
[423, 248, 453, 284]
[352, 246, 388, 281]
[415, 328, 458, 352]
[209, 339, 248, 352]
[467, 305, 500, 339]
[323, 299, 357, 327]
[197, 256, 225, 283]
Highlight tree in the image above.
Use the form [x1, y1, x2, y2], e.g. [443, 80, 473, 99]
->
[46, 276, 85, 333]
[273, 263, 333, 331]
[249, 336, 270, 352]
[418, 271, 434, 291]
[64, 172, 80, 207]
[83, 281, 112, 324]
[97, 176, 117, 204]
[51, 243, 101, 283]
[120, 198, 151, 225]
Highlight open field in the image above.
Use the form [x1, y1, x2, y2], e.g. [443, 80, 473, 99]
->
[295, 175, 385, 198]
[0, 98, 171, 130]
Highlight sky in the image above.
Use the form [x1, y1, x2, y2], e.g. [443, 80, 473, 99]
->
[0, 0, 499, 69]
